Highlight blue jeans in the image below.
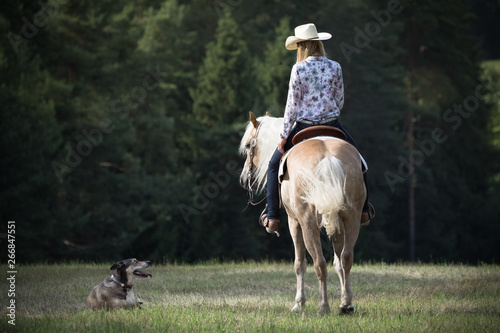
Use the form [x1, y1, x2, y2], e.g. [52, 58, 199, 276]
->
[266, 119, 369, 220]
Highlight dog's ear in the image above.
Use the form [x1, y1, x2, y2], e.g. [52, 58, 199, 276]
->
[110, 261, 125, 271]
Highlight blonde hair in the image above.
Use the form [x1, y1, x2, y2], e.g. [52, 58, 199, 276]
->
[296, 40, 326, 63]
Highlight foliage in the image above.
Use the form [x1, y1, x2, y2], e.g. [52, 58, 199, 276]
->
[0, 0, 499, 263]
[254, 16, 295, 115]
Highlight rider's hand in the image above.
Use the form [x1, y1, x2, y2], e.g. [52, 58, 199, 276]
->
[278, 137, 287, 154]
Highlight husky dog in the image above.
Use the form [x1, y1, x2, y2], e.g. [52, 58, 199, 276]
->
[87, 258, 152, 309]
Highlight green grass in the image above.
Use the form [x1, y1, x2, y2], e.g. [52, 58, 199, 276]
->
[1, 261, 499, 332]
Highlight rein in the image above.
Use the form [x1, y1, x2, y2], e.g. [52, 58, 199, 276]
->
[242, 125, 267, 212]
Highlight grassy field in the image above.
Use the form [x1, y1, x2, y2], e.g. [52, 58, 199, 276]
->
[1, 261, 499, 332]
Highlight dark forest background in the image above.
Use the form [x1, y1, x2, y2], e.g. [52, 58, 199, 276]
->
[1, 0, 499, 264]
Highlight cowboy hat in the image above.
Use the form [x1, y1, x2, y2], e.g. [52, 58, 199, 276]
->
[285, 23, 332, 50]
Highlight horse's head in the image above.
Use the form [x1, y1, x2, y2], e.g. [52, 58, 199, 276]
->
[239, 112, 283, 194]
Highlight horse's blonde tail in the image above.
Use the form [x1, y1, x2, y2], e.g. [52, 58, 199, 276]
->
[301, 156, 346, 236]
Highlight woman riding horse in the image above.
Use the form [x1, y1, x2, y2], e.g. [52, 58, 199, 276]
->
[261, 23, 375, 233]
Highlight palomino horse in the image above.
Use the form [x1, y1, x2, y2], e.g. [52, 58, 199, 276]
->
[239, 112, 366, 314]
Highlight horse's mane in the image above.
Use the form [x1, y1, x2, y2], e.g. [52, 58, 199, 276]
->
[239, 115, 284, 194]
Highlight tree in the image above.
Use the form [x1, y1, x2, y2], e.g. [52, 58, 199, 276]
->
[254, 17, 294, 115]
[395, 0, 500, 261]
[190, 10, 255, 127]
[1, 0, 498, 264]
[188, 11, 261, 260]
[0, 13, 72, 261]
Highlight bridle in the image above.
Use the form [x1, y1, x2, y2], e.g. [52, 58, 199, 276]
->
[243, 125, 267, 211]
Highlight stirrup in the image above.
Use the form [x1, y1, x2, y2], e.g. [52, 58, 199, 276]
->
[258, 206, 280, 236]
[361, 203, 375, 227]
[259, 214, 278, 230]
[258, 204, 268, 227]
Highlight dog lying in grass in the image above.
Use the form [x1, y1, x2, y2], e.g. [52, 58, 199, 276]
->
[87, 258, 152, 310]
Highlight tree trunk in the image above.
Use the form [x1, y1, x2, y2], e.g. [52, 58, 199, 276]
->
[406, 4, 417, 262]
[407, 112, 415, 262]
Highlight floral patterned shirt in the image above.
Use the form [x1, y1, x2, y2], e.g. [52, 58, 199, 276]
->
[282, 56, 344, 138]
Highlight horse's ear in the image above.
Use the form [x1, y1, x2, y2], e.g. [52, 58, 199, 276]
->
[249, 111, 259, 129]
[265, 112, 271, 117]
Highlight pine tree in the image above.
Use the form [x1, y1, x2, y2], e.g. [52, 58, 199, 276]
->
[187, 11, 260, 260]
[395, 0, 500, 261]
[190, 10, 255, 127]
[254, 17, 294, 115]
[25, 0, 186, 260]
[0, 1, 70, 261]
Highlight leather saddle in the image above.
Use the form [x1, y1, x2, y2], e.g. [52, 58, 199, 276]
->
[279, 125, 366, 185]
[292, 126, 347, 145]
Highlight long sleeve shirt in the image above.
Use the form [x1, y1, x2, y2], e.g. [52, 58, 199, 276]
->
[282, 56, 344, 138]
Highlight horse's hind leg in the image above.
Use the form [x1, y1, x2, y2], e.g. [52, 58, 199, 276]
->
[303, 224, 330, 315]
[332, 234, 352, 314]
[332, 220, 359, 314]
[289, 217, 307, 313]
[331, 231, 345, 294]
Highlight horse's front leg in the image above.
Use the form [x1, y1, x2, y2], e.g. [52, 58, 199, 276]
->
[289, 217, 306, 313]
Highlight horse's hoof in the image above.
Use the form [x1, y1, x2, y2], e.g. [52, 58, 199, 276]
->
[291, 304, 303, 313]
[339, 305, 354, 315]
[317, 307, 331, 316]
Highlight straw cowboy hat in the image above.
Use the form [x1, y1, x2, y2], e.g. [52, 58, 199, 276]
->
[285, 23, 332, 50]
